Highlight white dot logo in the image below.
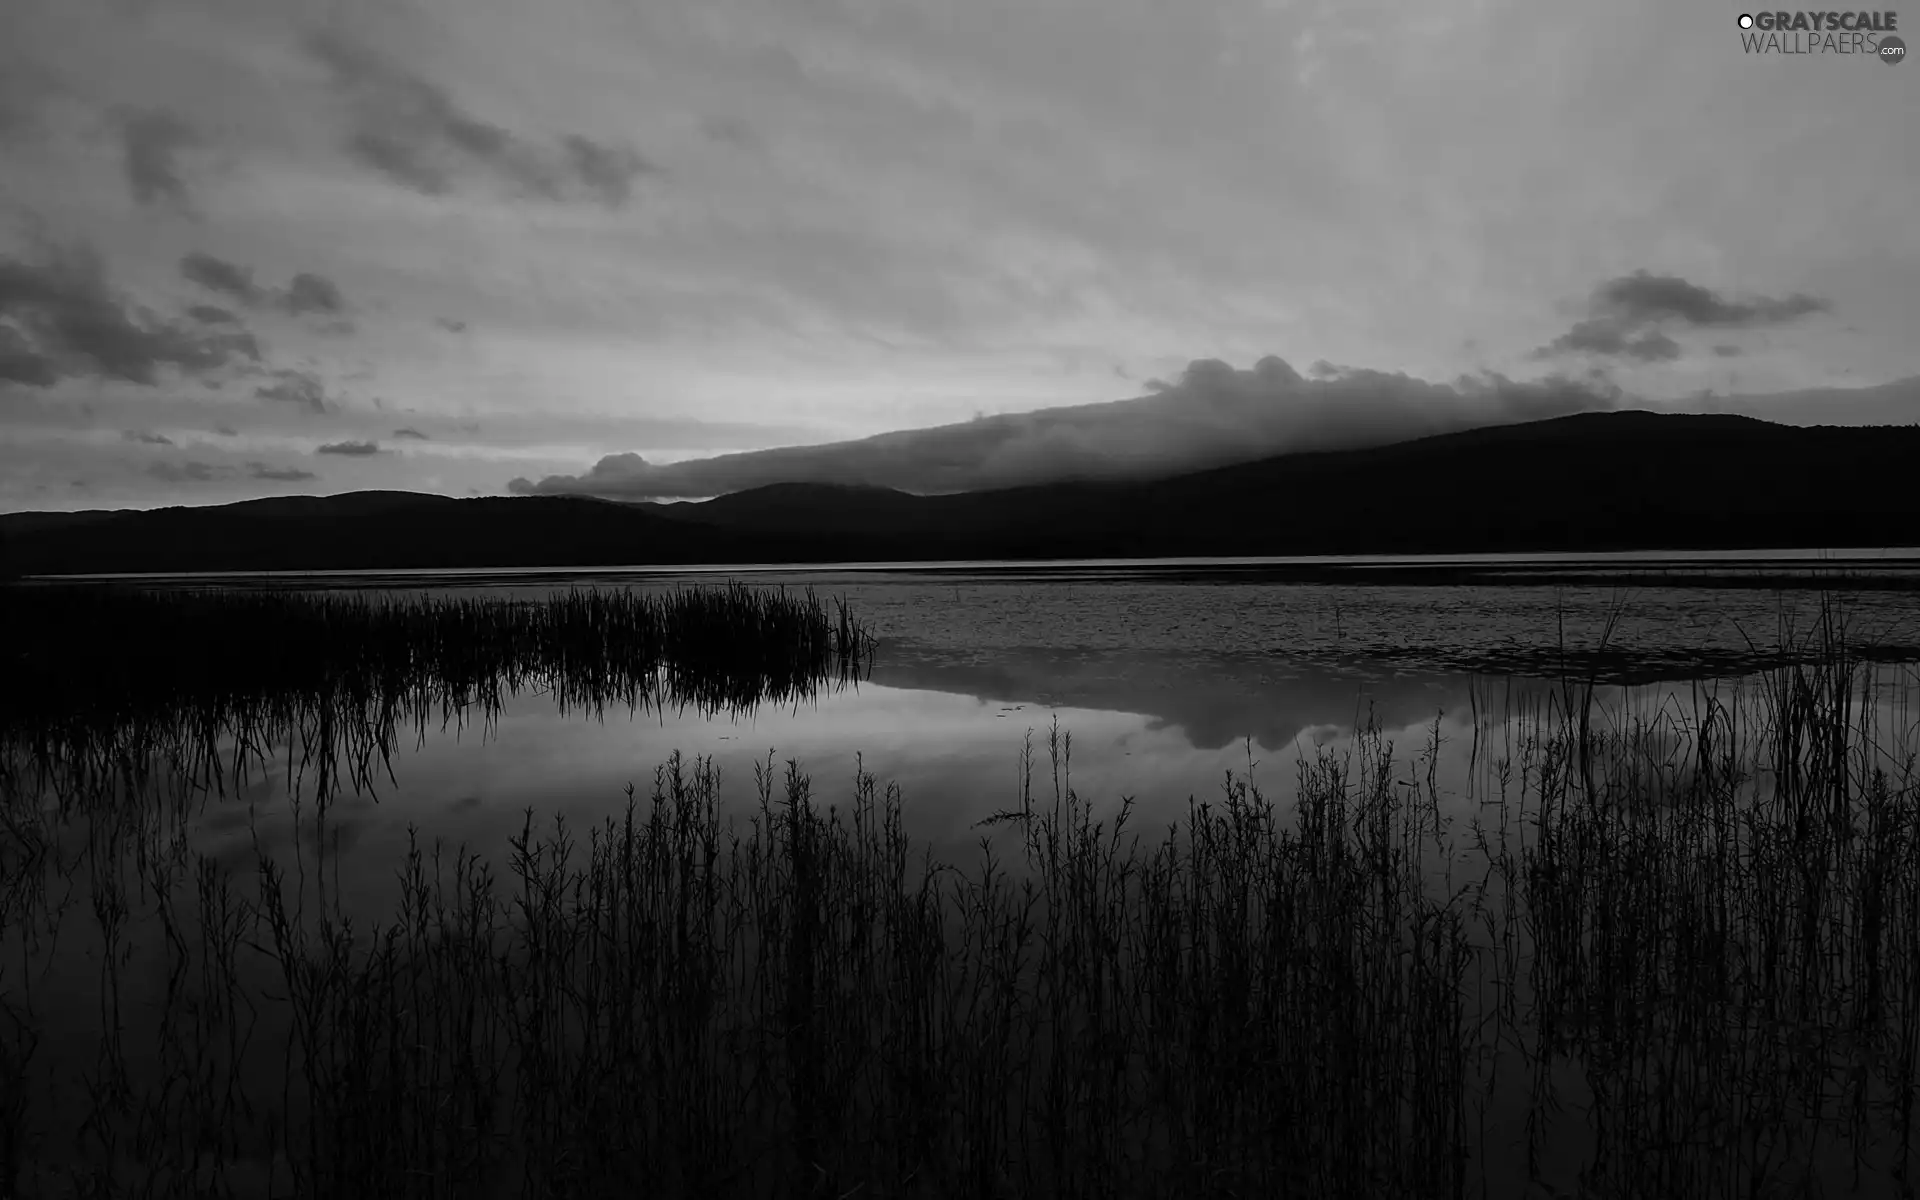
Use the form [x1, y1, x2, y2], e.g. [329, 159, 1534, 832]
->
[1738, 13, 1754, 28]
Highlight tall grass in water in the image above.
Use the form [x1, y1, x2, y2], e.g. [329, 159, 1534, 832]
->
[0, 582, 874, 811]
[3, 592, 1920, 1197]
[4, 581, 874, 724]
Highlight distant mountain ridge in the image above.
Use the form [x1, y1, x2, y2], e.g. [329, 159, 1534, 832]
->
[507, 372, 1920, 499]
[7, 410, 1920, 575]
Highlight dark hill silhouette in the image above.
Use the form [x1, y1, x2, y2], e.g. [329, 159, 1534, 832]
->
[6, 411, 1919, 575]
[0, 496, 866, 576]
[0, 509, 130, 538]
[211, 490, 461, 518]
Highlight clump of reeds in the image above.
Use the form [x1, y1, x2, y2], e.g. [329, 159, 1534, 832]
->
[3, 582, 873, 730]
[0, 582, 875, 821]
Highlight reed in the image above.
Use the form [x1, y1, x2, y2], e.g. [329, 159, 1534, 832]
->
[0, 582, 875, 817]
[2, 588, 1918, 1198]
[4, 582, 874, 722]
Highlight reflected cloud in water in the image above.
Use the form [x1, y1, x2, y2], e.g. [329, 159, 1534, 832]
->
[198, 647, 1920, 934]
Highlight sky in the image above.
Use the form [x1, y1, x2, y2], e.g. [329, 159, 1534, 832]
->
[1, 0, 1915, 510]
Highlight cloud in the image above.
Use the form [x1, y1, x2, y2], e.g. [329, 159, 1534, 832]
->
[1712, 344, 1743, 357]
[346, 128, 452, 194]
[1535, 321, 1682, 363]
[247, 461, 318, 481]
[253, 367, 330, 413]
[213, 425, 239, 436]
[316, 439, 381, 456]
[180, 251, 266, 306]
[283, 272, 346, 316]
[122, 429, 174, 445]
[1534, 270, 1830, 362]
[0, 243, 260, 386]
[435, 317, 467, 333]
[509, 355, 1621, 499]
[0, 322, 59, 385]
[119, 109, 197, 210]
[1593, 271, 1829, 328]
[146, 459, 224, 483]
[306, 30, 656, 207]
[562, 135, 652, 206]
[188, 304, 240, 325]
[391, 427, 429, 439]
[180, 253, 351, 320]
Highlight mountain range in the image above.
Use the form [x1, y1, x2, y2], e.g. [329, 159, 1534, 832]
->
[5, 410, 1918, 576]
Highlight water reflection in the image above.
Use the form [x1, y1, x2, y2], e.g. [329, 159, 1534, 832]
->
[155, 650, 1920, 937]
[873, 648, 1472, 750]
[12, 620, 1920, 929]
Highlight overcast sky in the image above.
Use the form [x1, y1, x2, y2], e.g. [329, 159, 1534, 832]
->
[1, 0, 1915, 509]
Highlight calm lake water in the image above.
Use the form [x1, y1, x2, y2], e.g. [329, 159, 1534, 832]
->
[148, 558, 1920, 923]
[14, 554, 1920, 1195]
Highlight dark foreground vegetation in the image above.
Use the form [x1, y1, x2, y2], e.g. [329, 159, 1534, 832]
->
[2, 588, 1919, 1197]
[8, 411, 1920, 573]
[2, 582, 874, 770]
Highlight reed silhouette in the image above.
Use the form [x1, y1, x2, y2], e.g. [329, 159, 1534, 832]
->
[1, 582, 875, 808]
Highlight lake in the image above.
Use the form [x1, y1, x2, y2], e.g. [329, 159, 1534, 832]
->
[197, 564, 1920, 898]
[8, 555, 1920, 1198]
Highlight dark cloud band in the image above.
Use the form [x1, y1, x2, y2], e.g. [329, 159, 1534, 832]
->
[1534, 270, 1830, 363]
[316, 439, 382, 456]
[180, 253, 351, 319]
[0, 243, 259, 386]
[307, 30, 657, 208]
